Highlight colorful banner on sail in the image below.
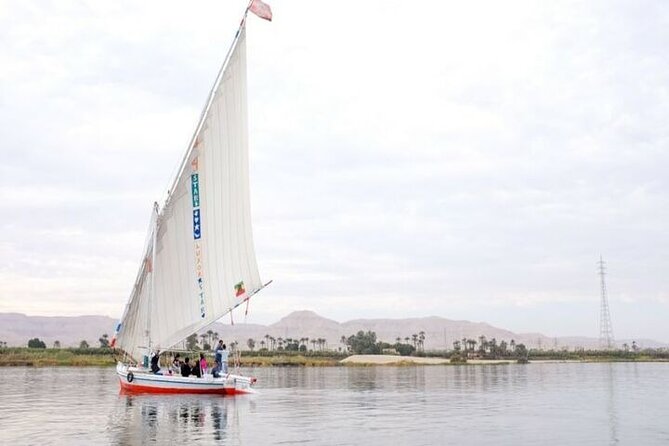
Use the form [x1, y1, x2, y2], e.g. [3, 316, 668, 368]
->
[191, 157, 205, 318]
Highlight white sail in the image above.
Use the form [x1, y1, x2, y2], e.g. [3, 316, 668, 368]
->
[114, 208, 157, 361]
[115, 24, 262, 361]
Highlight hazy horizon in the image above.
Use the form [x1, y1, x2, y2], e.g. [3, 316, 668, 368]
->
[1, 308, 667, 344]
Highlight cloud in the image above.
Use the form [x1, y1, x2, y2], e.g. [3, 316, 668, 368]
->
[1, 0, 668, 340]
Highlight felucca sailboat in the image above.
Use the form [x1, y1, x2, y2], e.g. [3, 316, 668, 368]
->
[111, 0, 272, 395]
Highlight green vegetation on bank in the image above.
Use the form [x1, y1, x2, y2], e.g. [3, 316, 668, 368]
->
[524, 348, 669, 362]
[0, 347, 116, 366]
[2, 330, 668, 367]
[239, 351, 347, 367]
[0, 347, 347, 367]
[2, 345, 668, 368]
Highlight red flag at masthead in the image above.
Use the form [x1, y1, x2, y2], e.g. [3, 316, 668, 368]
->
[249, 0, 272, 21]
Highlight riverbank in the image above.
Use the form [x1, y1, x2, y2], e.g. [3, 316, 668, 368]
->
[341, 354, 669, 365]
[1, 348, 666, 367]
[340, 355, 517, 365]
[0, 348, 343, 367]
[0, 348, 114, 366]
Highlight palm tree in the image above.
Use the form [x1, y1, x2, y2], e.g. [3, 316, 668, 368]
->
[395, 336, 401, 344]
[478, 335, 487, 354]
[411, 334, 418, 348]
[260, 339, 266, 349]
[488, 338, 497, 357]
[499, 340, 508, 356]
[53, 340, 61, 348]
[200, 333, 207, 348]
[405, 337, 410, 344]
[207, 330, 214, 346]
[310, 339, 317, 350]
[418, 331, 426, 352]
[186, 333, 198, 350]
[247, 338, 256, 350]
[453, 340, 461, 352]
[99, 333, 110, 348]
[510, 339, 516, 352]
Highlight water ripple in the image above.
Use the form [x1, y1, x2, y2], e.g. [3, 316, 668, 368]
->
[1, 363, 669, 445]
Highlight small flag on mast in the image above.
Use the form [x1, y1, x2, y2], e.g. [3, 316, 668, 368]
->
[249, 0, 272, 21]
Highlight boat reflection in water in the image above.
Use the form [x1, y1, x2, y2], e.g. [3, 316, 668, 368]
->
[108, 393, 253, 445]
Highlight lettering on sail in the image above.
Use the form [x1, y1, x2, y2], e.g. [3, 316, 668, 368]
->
[191, 156, 206, 318]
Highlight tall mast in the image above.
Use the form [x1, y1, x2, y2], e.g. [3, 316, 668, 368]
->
[598, 256, 615, 350]
[145, 202, 159, 352]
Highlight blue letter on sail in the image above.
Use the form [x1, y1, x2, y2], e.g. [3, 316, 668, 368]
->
[193, 209, 201, 239]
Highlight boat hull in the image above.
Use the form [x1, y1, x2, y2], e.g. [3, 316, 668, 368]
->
[116, 363, 256, 395]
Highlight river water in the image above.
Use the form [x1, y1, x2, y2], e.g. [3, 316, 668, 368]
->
[1, 362, 668, 445]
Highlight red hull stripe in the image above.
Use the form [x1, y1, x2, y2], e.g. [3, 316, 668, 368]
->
[119, 379, 251, 395]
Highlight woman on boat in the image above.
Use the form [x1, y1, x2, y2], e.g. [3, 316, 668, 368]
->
[199, 353, 207, 375]
[191, 358, 202, 378]
[171, 354, 182, 375]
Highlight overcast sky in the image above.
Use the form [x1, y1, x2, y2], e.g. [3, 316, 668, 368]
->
[1, 0, 668, 341]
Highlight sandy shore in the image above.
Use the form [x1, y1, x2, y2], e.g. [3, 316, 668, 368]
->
[340, 354, 516, 365]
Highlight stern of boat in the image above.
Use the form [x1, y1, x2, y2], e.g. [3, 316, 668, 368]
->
[224, 373, 258, 394]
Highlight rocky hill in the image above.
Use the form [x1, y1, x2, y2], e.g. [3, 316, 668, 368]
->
[0, 313, 117, 348]
[0, 310, 665, 350]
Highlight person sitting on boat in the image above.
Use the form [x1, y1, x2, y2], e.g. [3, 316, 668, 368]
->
[212, 360, 221, 378]
[191, 357, 202, 378]
[171, 354, 182, 375]
[199, 353, 208, 375]
[150, 349, 161, 374]
[181, 357, 192, 377]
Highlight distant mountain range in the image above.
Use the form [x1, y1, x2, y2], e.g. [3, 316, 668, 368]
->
[0, 310, 665, 350]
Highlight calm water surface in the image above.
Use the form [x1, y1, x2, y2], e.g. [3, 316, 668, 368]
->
[1, 363, 668, 445]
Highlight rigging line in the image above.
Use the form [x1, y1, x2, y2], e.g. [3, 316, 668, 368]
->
[161, 280, 272, 354]
[230, 280, 273, 313]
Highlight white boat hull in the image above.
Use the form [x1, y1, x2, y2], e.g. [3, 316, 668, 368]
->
[116, 362, 256, 395]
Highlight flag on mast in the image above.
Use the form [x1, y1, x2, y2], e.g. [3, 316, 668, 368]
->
[249, 0, 272, 21]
